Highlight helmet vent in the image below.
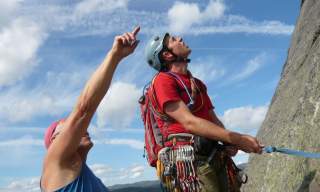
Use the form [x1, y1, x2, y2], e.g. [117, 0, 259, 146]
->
[148, 60, 153, 65]
[154, 36, 160, 41]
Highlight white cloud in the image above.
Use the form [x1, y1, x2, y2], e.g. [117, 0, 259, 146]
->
[0, 164, 146, 191]
[0, 137, 43, 147]
[189, 57, 225, 83]
[0, 69, 89, 123]
[73, 0, 129, 18]
[0, 0, 21, 26]
[168, 0, 225, 34]
[90, 164, 146, 186]
[129, 165, 144, 179]
[97, 82, 141, 129]
[0, 133, 143, 150]
[229, 53, 267, 82]
[168, 2, 202, 34]
[0, 18, 47, 87]
[0, 1, 47, 87]
[0, 177, 40, 192]
[189, 19, 293, 35]
[16, 1, 293, 37]
[221, 104, 268, 132]
[203, 0, 226, 20]
[95, 138, 144, 150]
[91, 164, 113, 176]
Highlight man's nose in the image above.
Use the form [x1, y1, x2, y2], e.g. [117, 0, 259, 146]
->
[177, 36, 183, 42]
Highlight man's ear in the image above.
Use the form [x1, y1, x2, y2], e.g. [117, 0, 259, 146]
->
[162, 51, 175, 61]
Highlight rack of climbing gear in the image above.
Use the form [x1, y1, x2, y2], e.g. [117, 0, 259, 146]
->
[157, 145, 201, 192]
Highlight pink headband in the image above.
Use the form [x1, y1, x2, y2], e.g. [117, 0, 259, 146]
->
[44, 120, 61, 149]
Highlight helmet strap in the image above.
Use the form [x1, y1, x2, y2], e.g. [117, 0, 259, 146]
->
[162, 47, 191, 64]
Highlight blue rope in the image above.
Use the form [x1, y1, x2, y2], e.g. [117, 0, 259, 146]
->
[264, 146, 320, 159]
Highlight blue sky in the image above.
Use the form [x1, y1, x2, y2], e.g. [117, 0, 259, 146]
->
[0, 0, 300, 191]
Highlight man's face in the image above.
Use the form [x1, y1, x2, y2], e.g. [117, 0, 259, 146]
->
[165, 35, 191, 58]
[51, 123, 93, 151]
[79, 132, 93, 150]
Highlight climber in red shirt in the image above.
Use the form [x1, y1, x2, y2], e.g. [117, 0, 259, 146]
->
[145, 33, 263, 192]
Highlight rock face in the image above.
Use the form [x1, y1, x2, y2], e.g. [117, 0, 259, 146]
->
[242, 0, 320, 192]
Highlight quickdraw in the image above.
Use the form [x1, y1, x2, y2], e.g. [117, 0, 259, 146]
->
[157, 145, 201, 192]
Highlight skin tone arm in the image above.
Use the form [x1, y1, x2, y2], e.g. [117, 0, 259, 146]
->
[165, 100, 263, 154]
[208, 110, 225, 128]
[47, 27, 140, 162]
[208, 110, 239, 156]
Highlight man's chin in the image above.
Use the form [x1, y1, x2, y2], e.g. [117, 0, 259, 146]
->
[79, 142, 93, 150]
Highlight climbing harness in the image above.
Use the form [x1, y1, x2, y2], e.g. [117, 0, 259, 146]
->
[264, 146, 320, 158]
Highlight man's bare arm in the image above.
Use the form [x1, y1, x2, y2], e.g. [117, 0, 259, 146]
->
[47, 27, 140, 161]
[208, 110, 225, 128]
[165, 100, 263, 153]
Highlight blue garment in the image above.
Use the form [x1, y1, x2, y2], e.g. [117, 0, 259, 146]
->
[42, 164, 109, 192]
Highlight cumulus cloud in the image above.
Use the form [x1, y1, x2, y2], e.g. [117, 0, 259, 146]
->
[97, 82, 141, 129]
[0, 18, 47, 87]
[0, 0, 47, 87]
[221, 104, 268, 132]
[168, 0, 225, 33]
[168, 2, 202, 34]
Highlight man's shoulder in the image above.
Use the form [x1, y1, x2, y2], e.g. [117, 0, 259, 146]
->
[193, 77, 207, 91]
[154, 72, 176, 84]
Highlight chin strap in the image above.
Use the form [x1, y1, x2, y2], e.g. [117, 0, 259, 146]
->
[163, 47, 191, 64]
[174, 57, 191, 63]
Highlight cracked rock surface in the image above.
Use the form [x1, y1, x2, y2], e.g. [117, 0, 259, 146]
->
[242, 0, 320, 191]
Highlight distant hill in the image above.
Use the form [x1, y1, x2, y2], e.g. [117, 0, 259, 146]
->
[109, 180, 161, 192]
[108, 163, 247, 192]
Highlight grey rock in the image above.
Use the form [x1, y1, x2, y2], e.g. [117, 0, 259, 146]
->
[241, 0, 320, 192]
[309, 171, 320, 192]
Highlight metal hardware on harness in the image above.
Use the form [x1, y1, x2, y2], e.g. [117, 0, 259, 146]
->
[158, 145, 201, 192]
[167, 133, 194, 141]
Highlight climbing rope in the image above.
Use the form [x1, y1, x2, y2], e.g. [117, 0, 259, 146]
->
[264, 146, 320, 159]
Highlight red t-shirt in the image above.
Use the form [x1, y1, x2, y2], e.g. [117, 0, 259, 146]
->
[152, 72, 214, 139]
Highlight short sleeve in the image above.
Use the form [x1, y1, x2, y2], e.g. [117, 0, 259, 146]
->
[153, 73, 181, 112]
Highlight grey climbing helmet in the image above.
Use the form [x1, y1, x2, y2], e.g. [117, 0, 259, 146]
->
[145, 33, 169, 71]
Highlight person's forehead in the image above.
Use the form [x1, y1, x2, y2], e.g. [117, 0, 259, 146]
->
[53, 122, 64, 134]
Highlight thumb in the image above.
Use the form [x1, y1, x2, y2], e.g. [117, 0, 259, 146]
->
[131, 40, 140, 49]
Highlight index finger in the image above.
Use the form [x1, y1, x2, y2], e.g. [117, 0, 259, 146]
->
[132, 26, 140, 37]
